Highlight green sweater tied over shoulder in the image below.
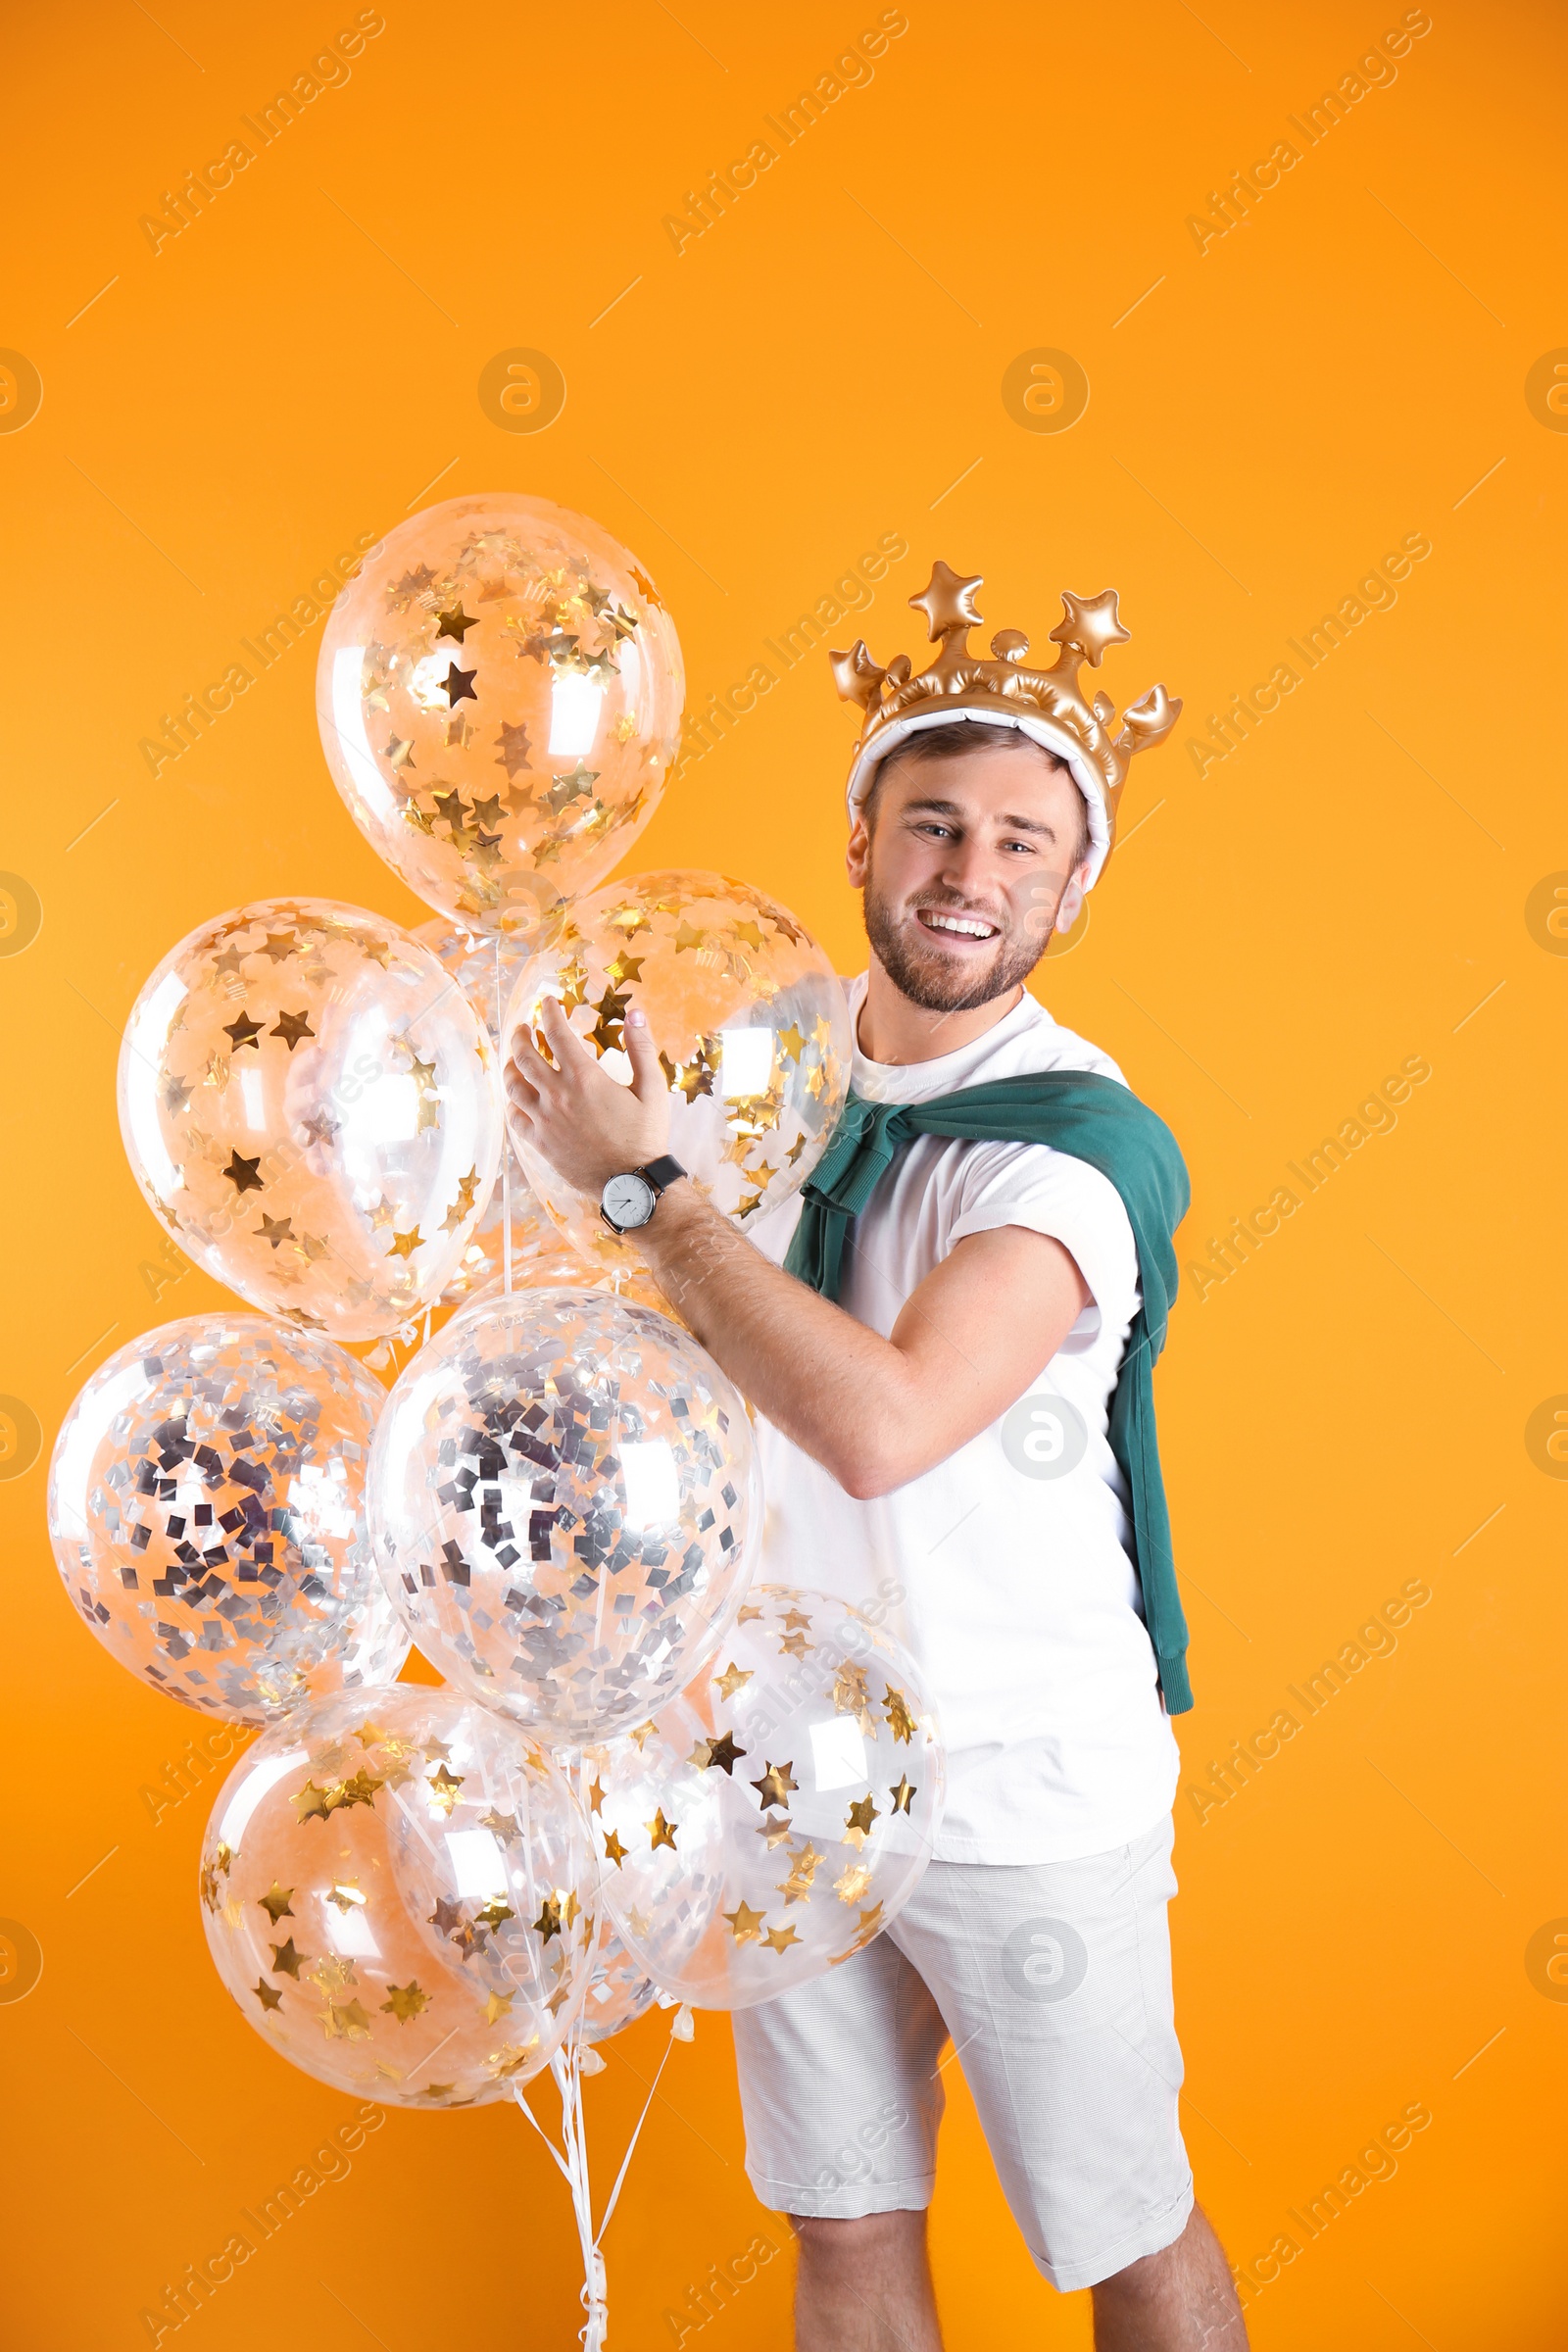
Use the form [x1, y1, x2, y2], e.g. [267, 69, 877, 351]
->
[782, 1070, 1195, 1713]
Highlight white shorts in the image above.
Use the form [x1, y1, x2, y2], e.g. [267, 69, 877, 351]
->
[731, 1814, 1193, 2294]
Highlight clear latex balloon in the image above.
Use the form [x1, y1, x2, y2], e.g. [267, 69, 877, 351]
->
[414, 914, 532, 1046]
[470, 1253, 677, 1323]
[119, 899, 504, 1343]
[504, 870, 852, 1273]
[594, 1588, 944, 2010]
[201, 1688, 596, 2106]
[47, 1315, 408, 1724]
[368, 1290, 759, 1743]
[566, 1753, 660, 2044]
[442, 1207, 595, 1311]
[382, 1718, 596, 2026]
[410, 915, 675, 1313]
[578, 1913, 661, 2047]
[411, 917, 556, 1303]
[316, 494, 683, 941]
[489, 1196, 684, 1302]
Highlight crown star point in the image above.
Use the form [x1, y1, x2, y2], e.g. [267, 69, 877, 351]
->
[1118, 680, 1182, 752]
[1050, 588, 1130, 667]
[830, 639, 886, 711]
[909, 560, 984, 643]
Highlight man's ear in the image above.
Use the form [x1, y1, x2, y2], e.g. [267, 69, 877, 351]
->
[1054, 866, 1089, 933]
[846, 808, 872, 888]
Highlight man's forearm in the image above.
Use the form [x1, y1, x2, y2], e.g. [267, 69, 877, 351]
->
[631, 1183, 921, 1497]
[504, 998, 1088, 1499]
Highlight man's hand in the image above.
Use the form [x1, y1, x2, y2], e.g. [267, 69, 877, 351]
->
[505, 1000, 671, 1196]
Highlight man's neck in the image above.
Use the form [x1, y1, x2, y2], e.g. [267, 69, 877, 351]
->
[855, 956, 1026, 1067]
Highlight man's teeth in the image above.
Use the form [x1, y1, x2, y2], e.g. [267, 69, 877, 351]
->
[922, 911, 997, 939]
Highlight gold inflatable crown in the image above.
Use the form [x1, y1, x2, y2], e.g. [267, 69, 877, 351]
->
[831, 561, 1181, 886]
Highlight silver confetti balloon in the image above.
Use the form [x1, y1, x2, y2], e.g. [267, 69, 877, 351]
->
[368, 1289, 760, 1743]
[47, 1315, 409, 1724]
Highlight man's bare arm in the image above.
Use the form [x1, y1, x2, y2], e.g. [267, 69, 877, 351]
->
[506, 1002, 1090, 1498]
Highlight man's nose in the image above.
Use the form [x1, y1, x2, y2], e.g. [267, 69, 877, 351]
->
[936, 836, 1002, 899]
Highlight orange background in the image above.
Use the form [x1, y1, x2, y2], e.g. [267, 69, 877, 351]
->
[3, 2, 1565, 2344]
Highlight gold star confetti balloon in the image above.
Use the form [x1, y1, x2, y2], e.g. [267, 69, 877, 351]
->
[592, 1588, 944, 2009]
[368, 1289, 760, 1744]
[118, 899, 504, 1344]
[200, 1686, 596, 2107]
[47, 1315, 408, 1724]
[316, 494, 683, 942]
[504, 869, 853, 1272]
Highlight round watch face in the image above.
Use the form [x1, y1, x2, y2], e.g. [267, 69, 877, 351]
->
[602, 1172, 656, 1230]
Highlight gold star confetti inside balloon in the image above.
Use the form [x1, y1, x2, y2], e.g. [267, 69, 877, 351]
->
[200, 1687, 593, 2106]
[593, 1588, 944, 2008]
[316, 495, 683, 945]
[119, 899, 504, 1344]
[47, 1315, 409, 1723]
[504, 869, 852, 1273]
[368, 1288, 760, 1743]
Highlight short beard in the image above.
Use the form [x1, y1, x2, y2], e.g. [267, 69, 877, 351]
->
[861, 861, 1052, 1016]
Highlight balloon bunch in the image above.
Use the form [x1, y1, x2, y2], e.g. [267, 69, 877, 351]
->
[47, 494, 944, 2348]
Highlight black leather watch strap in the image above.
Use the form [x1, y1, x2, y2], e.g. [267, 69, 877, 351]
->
[638, 1153, 687, 1195]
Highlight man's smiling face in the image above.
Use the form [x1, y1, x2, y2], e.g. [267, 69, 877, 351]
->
[848, 731, 1092, 1015]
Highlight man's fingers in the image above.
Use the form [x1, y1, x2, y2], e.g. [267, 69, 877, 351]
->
[623, 1006, 668, 1104]
[507, 1020, 552, 1079]
[538, 996, 595, 1072]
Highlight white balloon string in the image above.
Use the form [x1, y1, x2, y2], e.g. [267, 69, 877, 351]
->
[512, 2031, 604, 2349]
[593, 2018, 680, 2248]
[496, 936, 514, 1298]
[510, 2004, 687, 2352]
[557, 2033, 608, 2350]
[514, 2060, 601, 2350]
[512, 2081, 576, 2189]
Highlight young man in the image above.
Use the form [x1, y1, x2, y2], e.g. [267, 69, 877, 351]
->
[505, 564, 1247, 2349]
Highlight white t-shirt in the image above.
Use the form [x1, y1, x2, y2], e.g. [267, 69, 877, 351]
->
[747, 976, 1180, 1866]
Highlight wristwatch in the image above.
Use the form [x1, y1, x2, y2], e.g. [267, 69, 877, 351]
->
[600, 1154, 687, 1235]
